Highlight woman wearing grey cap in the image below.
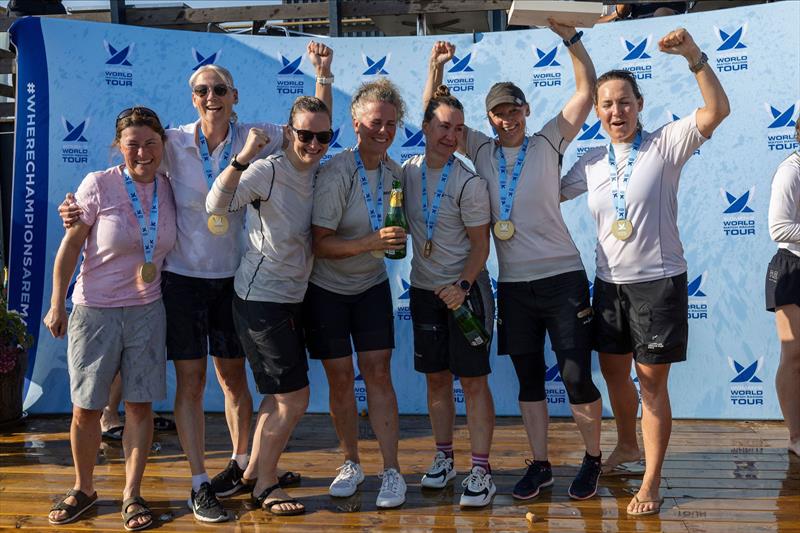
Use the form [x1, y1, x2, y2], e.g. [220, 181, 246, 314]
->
[424, 20, 603, 502]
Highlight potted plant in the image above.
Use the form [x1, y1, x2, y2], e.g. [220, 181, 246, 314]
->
[0, 270, 34, 423]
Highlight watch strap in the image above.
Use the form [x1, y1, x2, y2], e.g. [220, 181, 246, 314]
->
[230, 154, 249, 171]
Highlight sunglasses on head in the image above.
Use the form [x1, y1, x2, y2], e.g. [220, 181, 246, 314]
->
[192, 83, 231, 97]
[116, 106, 159, 124]
[290, 125, 333, 145]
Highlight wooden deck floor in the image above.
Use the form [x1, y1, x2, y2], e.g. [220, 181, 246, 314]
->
[0, 414, 797, 532]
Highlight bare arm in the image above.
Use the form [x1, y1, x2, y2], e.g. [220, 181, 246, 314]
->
[658, 28, 730, 138]
[435, 223, 490, 310]
[207, 128, 271, 214]
[43, 222, 92, 338]
[309, 41, 334, 116]
[312, 224, 406, 259]
[548, 20, 596, 142]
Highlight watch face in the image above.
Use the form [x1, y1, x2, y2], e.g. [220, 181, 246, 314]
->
[459, 280, 471, 292]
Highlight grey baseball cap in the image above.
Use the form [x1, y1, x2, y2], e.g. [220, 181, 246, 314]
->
[485, 82, 527, 113]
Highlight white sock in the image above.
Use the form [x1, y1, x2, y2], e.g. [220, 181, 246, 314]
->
[232, 454, 249, 470]
[191, 472, 210, 492]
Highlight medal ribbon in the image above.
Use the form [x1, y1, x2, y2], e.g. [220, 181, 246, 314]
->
[608, 132, 642, 221]
[354, 148, 384, 232]
[421, 156, 455, 244]
[122, 168, 159, 265]
[496, 136, 529, 222]
[198, 120, 235, 189]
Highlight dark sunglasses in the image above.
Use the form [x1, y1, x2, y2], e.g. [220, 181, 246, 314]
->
[116, 106, 160, 123]
[291, 125, 333, 145]
[192, 83, 231, 97]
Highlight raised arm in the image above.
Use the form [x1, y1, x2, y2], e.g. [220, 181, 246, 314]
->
[548, 20, 596, 142]
[658, 28, 730, 138]
[43, 222, 92, 338]
[423, 41, 455, 113]
[206, 127, 271, 214]
[309, 41, 334, 115]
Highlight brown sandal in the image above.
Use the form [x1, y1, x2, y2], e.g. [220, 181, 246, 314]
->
[48, 489, 98, 525]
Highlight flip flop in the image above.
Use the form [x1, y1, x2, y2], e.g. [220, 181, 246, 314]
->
[627, 494, 663, 516]
[101, 426, 124, 441]
[48, 489, 98, 525]
[278, 471, 302, 487]
[121, 496, 154, 531]
[152, 416, 176, 431]
[602, 459, 645, 476]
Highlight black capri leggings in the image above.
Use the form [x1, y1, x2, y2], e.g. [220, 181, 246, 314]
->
[511, 349, 599, 405]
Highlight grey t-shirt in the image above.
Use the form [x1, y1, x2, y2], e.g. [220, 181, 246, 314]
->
[206, 152, 315, 303]
[465, 117, 584, 282]
[768, 151, 800, 257]
[561, 110, 708, 283]
[311, 148, 403, 295]
[402, 154, 491, 290]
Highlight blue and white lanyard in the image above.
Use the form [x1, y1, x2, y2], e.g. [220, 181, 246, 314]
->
[122, 168, 159, 264]
[421, 156, 455, 243]
[354, 149, 384, 231]
[607, 132, 642, 221]
[496, 136, 529, 221]
[198, 121, 235, 189]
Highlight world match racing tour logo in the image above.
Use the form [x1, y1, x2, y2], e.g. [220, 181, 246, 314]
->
[445, 50, 475, 93]
[544, 364, 567, 405]
[720, 187, 756, 237]
[728, 357, 764, 407]
[103, 40, 134, 87]
[61, 117, 89, 165]
[620, 35, 653, 80]
[530, 42, 562, 88]
[276, 54, 305, 95]
[687, 272, 708, 320]
[765, 102, 799, 152]
[575, 120, 604, 156]
[399, 127, 425, 162]
[713, 24, 748, 73]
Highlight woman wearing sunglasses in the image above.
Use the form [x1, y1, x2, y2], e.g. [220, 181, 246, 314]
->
[58, 42, 333, 522]
[402, 86, 496, 507]
[44, 108, 177, 531]
[205, 95, 333, 516]
[306, 78, 407, 508]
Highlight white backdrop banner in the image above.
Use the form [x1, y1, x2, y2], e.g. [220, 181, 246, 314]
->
[8, 2, 799, 418]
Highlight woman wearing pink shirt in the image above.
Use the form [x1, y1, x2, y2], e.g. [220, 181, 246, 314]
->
[44, 108, 177, 531]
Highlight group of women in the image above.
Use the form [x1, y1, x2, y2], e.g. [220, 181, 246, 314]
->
[43, 18, 800, 530]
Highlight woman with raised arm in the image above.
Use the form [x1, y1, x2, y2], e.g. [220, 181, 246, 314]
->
[306, 79, 408, 508]
[403, 86, 495, 507]
[44, 108, 176, 531]
[59, 42, 333, 523]
[766, 120, 800, 458]
[424, 21, 604, 502]
[205, 95, 333, 516]
[561, 28, 730, 515]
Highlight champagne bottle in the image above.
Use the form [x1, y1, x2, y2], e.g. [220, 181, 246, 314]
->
[383, 179, 408, 260]
[453, 304, 490, 347]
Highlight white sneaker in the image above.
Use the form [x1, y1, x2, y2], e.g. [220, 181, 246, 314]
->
[421, 451, 456, 489]
[375, 468, 406, 508]
[329, 460, 365, 497]
[459, 465, 496, 507]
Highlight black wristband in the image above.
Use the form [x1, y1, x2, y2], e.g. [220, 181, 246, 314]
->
[563, 31, 584, 48]
[230, 154, 249, 171]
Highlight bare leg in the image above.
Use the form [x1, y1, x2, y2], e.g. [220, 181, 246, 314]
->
[425, 371, 455, 447]
[358, 349, 400, 470]
[628, 362, 671, 515]
[213, 356, 253, 456]
[460, 375, 494, 457]
[570, 398, 602, 457]
[173, 359, 207, 476]
[519, 400, 549, 461]
[599, 352, 642, 470]
[321, 356, 360, 463]
[48, 406, 101, 523]
[244, 395, 274, 481]
[121, 401, 154, 529]
[775, 304, 800, 456]
[100, 374, 123, 432]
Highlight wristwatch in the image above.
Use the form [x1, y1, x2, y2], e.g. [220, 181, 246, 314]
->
[230, 154, 249, 171]
[563, 31, 584, 48]
[316, 75, 335, 85]
[455, 279, 472, 294]
[689, 52, 708, 74]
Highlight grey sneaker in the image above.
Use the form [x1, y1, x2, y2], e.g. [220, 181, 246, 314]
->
[376, 468, 406, 508]
[329, 460, 365, 497]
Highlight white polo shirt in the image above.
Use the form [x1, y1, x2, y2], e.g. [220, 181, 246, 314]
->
[561, 110, 708, 283]
[768, 151, 800, 257]
[163, 120, 283, 279]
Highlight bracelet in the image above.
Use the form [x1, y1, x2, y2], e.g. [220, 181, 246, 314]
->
[563, 31, 583, 48]
[688, 51, 708, 74]
[316, 75, 335, 85]
[230, 154, 249, 172]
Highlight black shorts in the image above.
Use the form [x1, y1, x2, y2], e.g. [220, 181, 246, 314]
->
[162, 271, 243, 360]
[303, 280, 395, 359]
[232, 296, 309, 395]
[593, 273, 688, 365]
[766, 249, 800, 312]
[496, 270, 593, 356]
[409, 272, 494, 377]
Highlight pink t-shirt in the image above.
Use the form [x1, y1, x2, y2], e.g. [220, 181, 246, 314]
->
[70, 165, 177, 307]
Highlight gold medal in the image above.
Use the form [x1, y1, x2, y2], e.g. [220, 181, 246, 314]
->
[139, 262, 157, 284]
[371, 250, 385, 259]
[208, 215, 229, 236]
[423, 240, 433, 258]
[611, 219, 634, 241]
[493, 220, 515, 240]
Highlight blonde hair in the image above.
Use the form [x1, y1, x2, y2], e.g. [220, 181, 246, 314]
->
[188, 64, 235, 90]
[350, 78, 406, 125]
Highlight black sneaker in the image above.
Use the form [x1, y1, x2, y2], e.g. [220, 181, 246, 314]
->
[568, 452, 602, 500]
[188, 482, 230, 523]
[211, 460, 245, 497]
[512, 459, 554, 500]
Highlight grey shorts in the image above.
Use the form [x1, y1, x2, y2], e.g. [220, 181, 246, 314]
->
[67, 300, 167, 410]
